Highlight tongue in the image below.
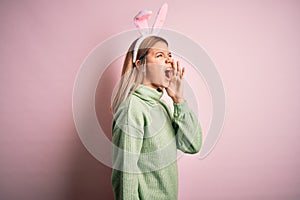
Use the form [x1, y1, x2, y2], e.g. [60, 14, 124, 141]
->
[165, 69, 173, 78]
[165, 69, 174, 79]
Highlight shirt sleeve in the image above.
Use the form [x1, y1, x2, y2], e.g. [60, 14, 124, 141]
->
[111, 105, 144, 200]
[172, 101, 202, 154]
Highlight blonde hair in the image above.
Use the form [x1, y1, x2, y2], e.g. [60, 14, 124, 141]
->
[111, 36, 168, 114]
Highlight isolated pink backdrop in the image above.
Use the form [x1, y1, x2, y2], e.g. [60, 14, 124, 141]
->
[1, 0, 300, 200]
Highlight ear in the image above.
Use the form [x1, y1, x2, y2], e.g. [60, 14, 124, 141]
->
[134, 60, 140, 69]
[134, 10, 152, 35]
[152, 3, 168, 34]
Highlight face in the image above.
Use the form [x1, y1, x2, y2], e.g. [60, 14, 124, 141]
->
[142, 41, 173, 89]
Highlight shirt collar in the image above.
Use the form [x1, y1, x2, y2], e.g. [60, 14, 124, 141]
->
[132, 84, 163, 102]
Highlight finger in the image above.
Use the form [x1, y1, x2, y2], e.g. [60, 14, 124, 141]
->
[172, 59, 177, 73]
[177, 61, 181, 75]
[170, 59, 174, 70]
[181, 67, 185, 79]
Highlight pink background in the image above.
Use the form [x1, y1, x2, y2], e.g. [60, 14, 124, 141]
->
[1, 0, 300, 199]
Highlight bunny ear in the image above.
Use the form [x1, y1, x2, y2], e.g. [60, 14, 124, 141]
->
[132, 3, 169, 63]
[134, 10, 152, 35]
[152, 3, 168, 34]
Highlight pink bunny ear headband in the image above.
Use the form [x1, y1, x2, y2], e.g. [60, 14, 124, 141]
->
[132, 3, 168, 64]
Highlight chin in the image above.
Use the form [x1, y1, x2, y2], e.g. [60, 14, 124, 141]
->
[160, 81, 170, 89]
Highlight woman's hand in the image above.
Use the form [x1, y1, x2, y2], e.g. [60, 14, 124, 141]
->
[166, 59, 186, 104]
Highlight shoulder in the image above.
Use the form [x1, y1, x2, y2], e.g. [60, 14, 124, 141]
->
[113, 94, 148, 130]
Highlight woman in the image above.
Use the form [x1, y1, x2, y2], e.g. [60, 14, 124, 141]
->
[111, 35, 202, 200]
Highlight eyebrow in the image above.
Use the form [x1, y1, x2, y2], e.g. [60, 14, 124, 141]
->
[155, 51, 172, 56]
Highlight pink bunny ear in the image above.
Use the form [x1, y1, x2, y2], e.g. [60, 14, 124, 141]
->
[132, 3, 169, 63]
[152, 3, 168, 34]
[134, 10, 152, 35]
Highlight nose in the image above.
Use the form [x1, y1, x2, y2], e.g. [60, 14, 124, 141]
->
[165, 57, 172, 64]
[165, 58, 173, 68]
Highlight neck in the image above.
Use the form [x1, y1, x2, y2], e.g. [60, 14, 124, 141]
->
[142, 82, 161, 90]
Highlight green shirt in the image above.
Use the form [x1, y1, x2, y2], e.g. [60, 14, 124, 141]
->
[111, 84, 202, 200]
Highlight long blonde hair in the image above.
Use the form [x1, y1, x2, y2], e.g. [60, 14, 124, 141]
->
[111, 36, 168, 114]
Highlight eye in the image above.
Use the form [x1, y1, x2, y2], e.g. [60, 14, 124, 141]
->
[168, 54, 172, 58]
[156, 53, 163, 58]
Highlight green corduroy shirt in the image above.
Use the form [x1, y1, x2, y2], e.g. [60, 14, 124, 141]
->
[111, 84, 202, 200]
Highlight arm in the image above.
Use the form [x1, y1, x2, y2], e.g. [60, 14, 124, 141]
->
[172, 101, 202, 154]
[111, 105, 144, 200]
[165, 60, 202, 154]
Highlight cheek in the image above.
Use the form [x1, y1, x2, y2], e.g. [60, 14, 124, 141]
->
[146, 65, 164, 79]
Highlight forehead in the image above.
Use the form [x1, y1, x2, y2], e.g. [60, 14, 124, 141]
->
[149, 41, 169, 53]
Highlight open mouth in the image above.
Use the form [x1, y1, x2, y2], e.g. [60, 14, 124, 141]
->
[165, 68, 174, 80]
